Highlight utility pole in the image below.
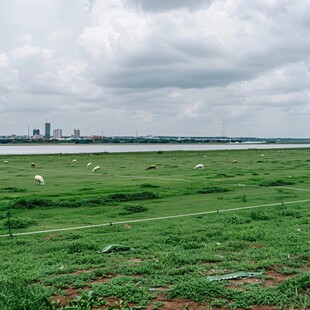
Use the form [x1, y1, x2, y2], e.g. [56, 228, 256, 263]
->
[222, 120, 226, 138]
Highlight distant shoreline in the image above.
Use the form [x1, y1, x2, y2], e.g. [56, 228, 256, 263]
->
[1, 143, 310, 155]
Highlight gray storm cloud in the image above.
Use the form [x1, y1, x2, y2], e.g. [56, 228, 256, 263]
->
[0, 0, 310, 137]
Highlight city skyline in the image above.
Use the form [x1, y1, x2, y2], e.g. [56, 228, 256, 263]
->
[23, 121, 81, 139]
[1, 1, 310, 138]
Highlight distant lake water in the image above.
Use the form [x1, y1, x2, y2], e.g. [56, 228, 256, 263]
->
[1, 143, 310, 155]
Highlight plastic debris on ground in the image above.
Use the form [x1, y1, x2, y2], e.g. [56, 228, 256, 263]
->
[207, 271, 263, 281]
[98, 244, 133, 254]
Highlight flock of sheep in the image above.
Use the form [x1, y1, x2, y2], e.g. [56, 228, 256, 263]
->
[2, 158, 102, 187]
[3, 156, 241, 187]
[33, 159, 101, 186]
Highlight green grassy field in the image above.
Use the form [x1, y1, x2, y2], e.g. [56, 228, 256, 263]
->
[0, 148, 309, 309]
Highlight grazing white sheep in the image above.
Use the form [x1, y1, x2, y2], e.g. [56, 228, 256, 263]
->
[232, 160, 238, 164]
[194, 164, 204, 169]
[146, 165, 156, 170]
[3, 160, 8, 164]
[31, 163, 36, 168]
[72, 159, 77, 163]
[34, 175, 45, 185]
[92, 166, 100, 173]
[87, 162, 92, 168]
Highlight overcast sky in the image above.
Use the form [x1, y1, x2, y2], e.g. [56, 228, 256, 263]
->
[1, 0, 310, 138]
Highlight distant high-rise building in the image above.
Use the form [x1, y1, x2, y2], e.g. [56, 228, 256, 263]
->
[73, 128, 80, 138]
[45, 121, 51, 139]
[53, 128, 62, 139]
[33, 129, 40, 136]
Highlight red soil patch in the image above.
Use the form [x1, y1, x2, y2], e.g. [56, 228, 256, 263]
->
[69, 268, 95, 276]
[51, 287, 80, 307]
[251, 307, 278, 310]
[89, 277, 111, 285]
[263, 270, 294, 286]
[223, 270, 297, 291]
[146, 298, 207, 310]
[50, 269, 302, 309]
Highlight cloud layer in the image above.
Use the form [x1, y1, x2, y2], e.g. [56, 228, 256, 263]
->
[1, 0, 310, 137]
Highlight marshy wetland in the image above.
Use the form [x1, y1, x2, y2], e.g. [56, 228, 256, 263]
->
[0, 148, 309, 309]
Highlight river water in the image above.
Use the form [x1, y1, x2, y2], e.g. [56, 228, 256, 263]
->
[1, 143, 310, 155]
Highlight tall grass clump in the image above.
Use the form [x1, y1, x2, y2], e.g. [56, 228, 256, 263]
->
[0, 277, 51, 310]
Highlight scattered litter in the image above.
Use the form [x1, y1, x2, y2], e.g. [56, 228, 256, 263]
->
[98, 244, 133, 254]
[207, 271, 262, 281]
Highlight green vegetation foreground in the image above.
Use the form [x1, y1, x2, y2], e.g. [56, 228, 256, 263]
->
[0, 149, 309, 309]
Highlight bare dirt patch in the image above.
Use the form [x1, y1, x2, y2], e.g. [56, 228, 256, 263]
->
[51, 287, 80, 307]
[146, 296, 207, 310]
[49, 269, 302, 309]
[43, 233, 61, 241]
[263, 270, 295, 286]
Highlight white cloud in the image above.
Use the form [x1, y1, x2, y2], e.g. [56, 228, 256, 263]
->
[57, 60, 87, 84]
[179, 101, 203, 119]
[20, 34, 34, 45]
[11, 45, 54, 60]
[169, 90, 182, 98]
[77, 0, 152, 60]
[0, 50, 9, 68]
[77, 26, 118, 59]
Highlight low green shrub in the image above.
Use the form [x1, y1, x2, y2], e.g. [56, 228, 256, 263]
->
[2, 187, 27, 193]
[227, 215, 251, 224]
[106, 191, 160, 202]
[260, 179, 294, 187]
[5, 217, 38, 229]
[12, 198, 54, 209]
[250, 211, 271, 221]
[67, 241, 99, 254]
[168, 278, 229, 302]
[92, 276, 151, 304]
[140, 183, 160, 188]
[198, 186, 229, 194]
[119, 204, 148, 215]
[277, 208, 302, 218]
